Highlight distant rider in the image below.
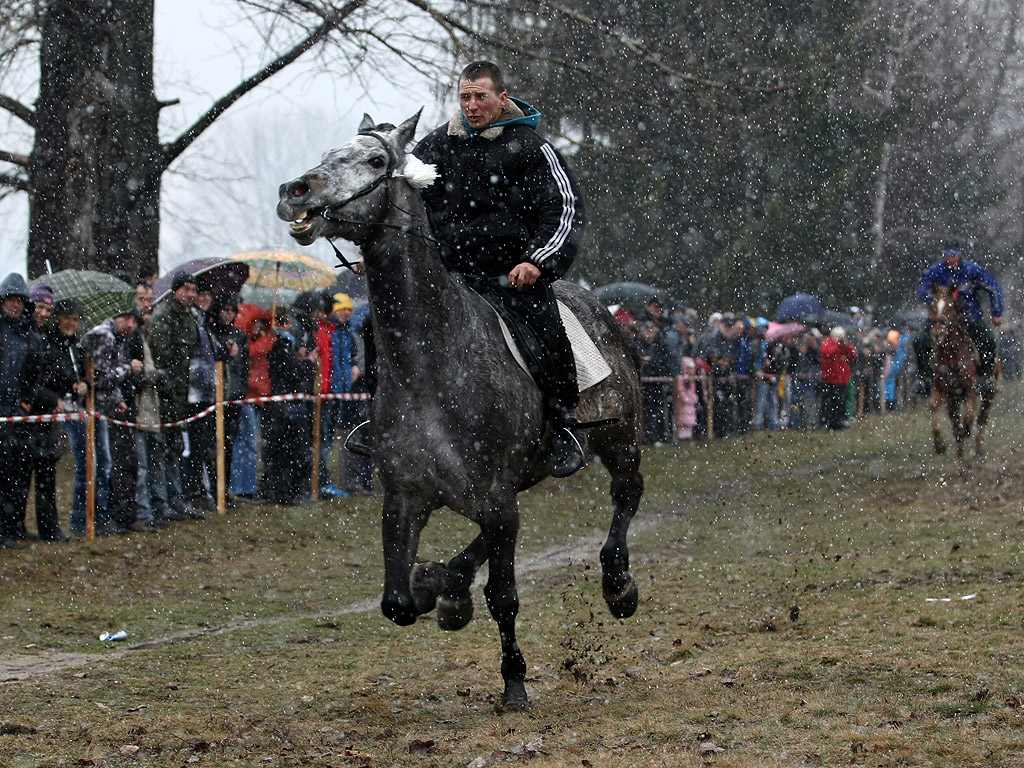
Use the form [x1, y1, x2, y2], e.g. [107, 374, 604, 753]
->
[916, 239, 1003, 396]
[414, 61, 588, 478]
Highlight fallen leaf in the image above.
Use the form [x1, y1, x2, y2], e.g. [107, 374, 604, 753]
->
[409, 739, 435, 755]
[697, 742, 725, 755]
[119, 744, 140, 757]
[467, 757, 488, 768]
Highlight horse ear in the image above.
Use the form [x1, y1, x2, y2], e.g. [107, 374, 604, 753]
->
[358, 113, 376, 133]
[395, 109, 423, 150]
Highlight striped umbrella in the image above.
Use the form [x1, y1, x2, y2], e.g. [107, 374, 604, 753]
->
[31, 270, 136, 330]
[229, 249, 337, 292]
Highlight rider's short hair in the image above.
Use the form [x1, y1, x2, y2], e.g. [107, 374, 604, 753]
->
[460, 61, 505, 94]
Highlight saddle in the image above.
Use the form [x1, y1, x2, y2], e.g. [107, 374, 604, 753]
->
[464, 279, 612, 392]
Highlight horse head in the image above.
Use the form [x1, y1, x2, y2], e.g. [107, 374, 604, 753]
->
[929, 284, 958, 342]
[277, 111, 426, 247]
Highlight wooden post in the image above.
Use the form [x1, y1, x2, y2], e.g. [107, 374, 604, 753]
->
[215, 361, 226, 515]
[85, 358, 95, 541]
[707, 374, 715, 439]
[311, 354, 324, 499]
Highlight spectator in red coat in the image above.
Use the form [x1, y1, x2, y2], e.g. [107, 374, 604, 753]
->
[819, 326, 858, 430]
[229, 305, 273, 499]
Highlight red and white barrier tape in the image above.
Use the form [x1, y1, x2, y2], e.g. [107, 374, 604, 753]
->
[0, 392, 370, 429]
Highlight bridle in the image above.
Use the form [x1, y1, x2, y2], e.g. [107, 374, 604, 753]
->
[316, 130, 438, 271]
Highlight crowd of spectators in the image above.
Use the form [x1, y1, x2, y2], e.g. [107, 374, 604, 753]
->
[613, 297, 1006, 445]
[2, 267, 1017, 550]
[0, 269, 371, 550]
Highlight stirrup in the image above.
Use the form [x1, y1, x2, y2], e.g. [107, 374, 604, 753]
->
[344, 420, 372, 457]
[550, 423, 589, 479]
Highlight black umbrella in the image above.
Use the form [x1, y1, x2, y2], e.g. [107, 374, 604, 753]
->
[593, 281, 666, 308]
[154, 257, 250, 304]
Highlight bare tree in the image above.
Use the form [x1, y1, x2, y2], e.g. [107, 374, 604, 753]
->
[0, 0, 459, 278]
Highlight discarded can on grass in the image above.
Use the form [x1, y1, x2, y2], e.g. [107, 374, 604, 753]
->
[99, 629, 128, 642]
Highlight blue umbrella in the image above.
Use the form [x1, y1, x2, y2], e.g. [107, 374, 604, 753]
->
[776, 293, 823, 322]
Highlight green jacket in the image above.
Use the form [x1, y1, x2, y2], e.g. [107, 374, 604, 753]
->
[145, 298, 197, 423]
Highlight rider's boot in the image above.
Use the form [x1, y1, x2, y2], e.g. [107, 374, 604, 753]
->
[979, 375, 999, 398]
[550, 411, 588, 479]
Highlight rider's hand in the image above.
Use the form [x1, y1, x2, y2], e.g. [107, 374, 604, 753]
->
[993, 316, 1003, 327]
[509, 262, 540, 288]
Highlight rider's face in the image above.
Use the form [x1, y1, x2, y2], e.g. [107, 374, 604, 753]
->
[945, 253, 962, 269]
[459, 77, 508, 131]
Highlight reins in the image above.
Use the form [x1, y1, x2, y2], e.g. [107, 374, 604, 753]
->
[319, 130, 440, 272]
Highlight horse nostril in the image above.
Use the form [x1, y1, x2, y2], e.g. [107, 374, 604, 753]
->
[292, 183, 309, 197]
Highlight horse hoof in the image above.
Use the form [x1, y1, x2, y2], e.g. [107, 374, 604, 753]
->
[498, 681, 531, 712]
[935, 442, 946, 455]
[604, 574, 639, 619]
[437, 594, 474, 631]
[381, 595, 418, 627]
[411, 561, 447, 615]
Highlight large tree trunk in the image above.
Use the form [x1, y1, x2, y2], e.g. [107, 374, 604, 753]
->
[28, 0, 160, 279]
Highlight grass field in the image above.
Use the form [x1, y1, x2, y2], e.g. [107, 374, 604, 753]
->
[2, 385, 1024, 767]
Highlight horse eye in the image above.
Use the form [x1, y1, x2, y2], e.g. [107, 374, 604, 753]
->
[369, 156, 386, 169]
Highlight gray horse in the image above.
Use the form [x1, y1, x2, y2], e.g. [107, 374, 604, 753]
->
[277, 112, 644, 708]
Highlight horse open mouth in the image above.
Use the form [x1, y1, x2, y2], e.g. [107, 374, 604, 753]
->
[289, 210, 319, 234]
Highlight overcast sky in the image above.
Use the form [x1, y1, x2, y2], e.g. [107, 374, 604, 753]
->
[0, 0, 443, 278]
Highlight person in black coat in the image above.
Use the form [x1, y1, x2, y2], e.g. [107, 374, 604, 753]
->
[636, 320, 674, 445]
[25, 294, 79, 542]
[261, 308, 316, 504]
[0, 273, 44, 550]
[414, 60, 589, 478]
[207, 293, 249, 503]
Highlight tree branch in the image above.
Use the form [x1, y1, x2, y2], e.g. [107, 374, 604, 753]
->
[399, 0, 613, 86]
[0, 149, 30, 167]
[544, 2, 791, 93]
[0, 93, 36, 128]
[0, 172, 29, 192]
[157, 2, 366, 174]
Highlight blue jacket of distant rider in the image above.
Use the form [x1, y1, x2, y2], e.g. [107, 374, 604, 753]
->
[917, 258, 1003, 324]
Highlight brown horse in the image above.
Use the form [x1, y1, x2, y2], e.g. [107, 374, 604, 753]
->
[928, 285, 996, 460]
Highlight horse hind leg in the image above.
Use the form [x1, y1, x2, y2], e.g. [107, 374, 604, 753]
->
[975, 389, 995, 457]
[601, 470, 643, 620]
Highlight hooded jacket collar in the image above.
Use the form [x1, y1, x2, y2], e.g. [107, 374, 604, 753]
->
[448, 97, 542, 140]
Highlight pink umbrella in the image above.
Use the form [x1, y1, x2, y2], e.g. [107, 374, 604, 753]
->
[766, 321, 805, 342]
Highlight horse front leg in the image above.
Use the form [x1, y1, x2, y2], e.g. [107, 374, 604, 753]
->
[946, 396, 965, 460]
[480, 501, 529, 709]
[601, 471, 643, 619]
[930, 391, 946, 454]
[409, 534, 487, 630]
[381, 491, 431, 627]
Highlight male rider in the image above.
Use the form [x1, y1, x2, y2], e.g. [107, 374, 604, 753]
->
[917, 239, 1003, 395]
[414, 61, 589, 477]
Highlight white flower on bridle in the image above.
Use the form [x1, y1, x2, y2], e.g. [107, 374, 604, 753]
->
[393, 154, 438, 188]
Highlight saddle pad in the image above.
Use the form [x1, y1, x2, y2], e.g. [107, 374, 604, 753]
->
[495, 301, 612, 392]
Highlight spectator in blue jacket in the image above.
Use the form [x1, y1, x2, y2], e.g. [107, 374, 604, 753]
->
[917, 239, 1003, 394]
